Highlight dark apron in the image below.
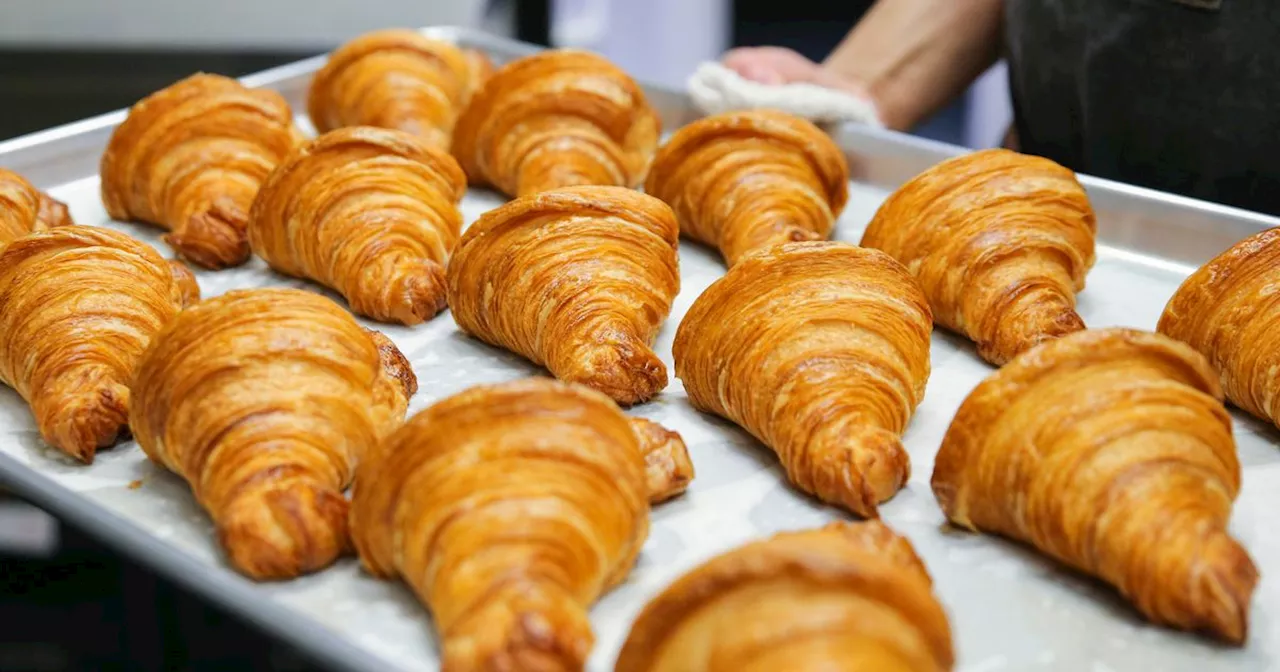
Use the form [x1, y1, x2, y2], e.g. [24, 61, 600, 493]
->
[1005, 0, 1280, 215]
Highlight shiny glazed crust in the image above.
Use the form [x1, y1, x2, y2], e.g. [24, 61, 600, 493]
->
[861, 148, 1096, 365]
[249, 126, 466, 325]
[932, 327, 1256, 643]
[645, 109, 849, 266]
[129, 288, 416, 580]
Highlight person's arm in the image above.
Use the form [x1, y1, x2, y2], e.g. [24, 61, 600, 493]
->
[724, 0, 1004, 132]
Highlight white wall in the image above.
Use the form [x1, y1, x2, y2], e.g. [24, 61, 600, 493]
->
[0, 0, 488, 48]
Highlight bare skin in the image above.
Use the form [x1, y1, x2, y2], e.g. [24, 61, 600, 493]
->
[722, 0, 1004, 132]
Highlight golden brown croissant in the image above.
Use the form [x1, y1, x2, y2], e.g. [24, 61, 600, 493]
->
[248, 126, 466, 325]
[616, 521, 954, 672]
[932, 327, 1257, 643]
[1158, 227, 1280, 429]
[644, 109, 849, 266]
[349, 378, 652, 671]
[0, 226, 197, 462]
[673, 241, 931, 517]
[447, 186, 680, 405]
[307, 29, 492, 148]
[129, 288, 416, 580]
[0, 168, 73, 246]
[630, 417, 696, 503]
[451, 49, 660, 197]
[861, 148, 1096, 365]
[101, 73, 301, 269]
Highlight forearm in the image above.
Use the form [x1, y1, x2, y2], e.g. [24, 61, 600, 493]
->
[824, 0, 1004, 131]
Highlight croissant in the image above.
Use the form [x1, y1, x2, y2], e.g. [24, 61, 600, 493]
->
[861, 148, 1096, 365]
[451, 49, 660, 197]
[307, 29, 492, 148]
[349, 378, 654, 671]
[0, 168, 73, 246]
[644, 110, 849, 266]
[129, 288, 416, 580]
[630, 416, 696, 503]
[932, 327, 1257, 643]
[1158, 227, 1280, 429]
[673, 241, 931, 517]
[447, 186, 680, 405]
[616, 521, 954, 672]
[248, 126, 466, 325]
[0, 226, 197, 462]
[100, 73, 301, 269]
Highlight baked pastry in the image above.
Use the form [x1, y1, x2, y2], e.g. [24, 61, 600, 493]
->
[1158, 227, 1280, 429]
[248, 126, 466, 325]
[861, 148, 1096, 365]
[129, 288, 416, 580]
[451, 49, 660, 197]
[0, 168, 73, 246]
[349, 378, 652, 671]
[101, 73, 301, 269]
[0, 226, 197, 462]
[307, 29, 492, 148]
[447, 186, 680, 405]
[616, 521, 954, 672]
[674, 241, 931, 517]
[932, 328, 1257, 643]
[644, 109, 849, 266]
[630, 416, 695, 503]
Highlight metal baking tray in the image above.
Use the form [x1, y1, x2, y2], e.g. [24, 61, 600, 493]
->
[0, 26, 1276, 672]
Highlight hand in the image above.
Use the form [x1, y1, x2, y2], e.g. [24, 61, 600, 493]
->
[721, 46, 857, 92]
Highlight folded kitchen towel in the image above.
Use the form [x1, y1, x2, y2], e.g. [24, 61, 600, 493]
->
[687, 61, 883, 127]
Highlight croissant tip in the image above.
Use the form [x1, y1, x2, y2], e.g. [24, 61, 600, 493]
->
[40, 385, 130, 464]
[219, 482, 351, 580]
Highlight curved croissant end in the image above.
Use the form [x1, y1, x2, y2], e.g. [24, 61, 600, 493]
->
[129, 288, 414, 580]
[451, 49, 660, 197]
[645, 109, 849, 266]
[0, 227, 193, 462]
[0, 168, 74, 247]
[350, 378, 649, 671]
[100, 73, 300, 270]
[932, 328, 1257, 643]
[674, 241, 931, 517]
[308, 29, 490, 148]
[629, 417, 696, 503]
[862, 148, 1096, 365]
[249, 126, 467, 325]
[616, 521, 955, 672]
[447, 186, 680, 406]
[1158, 226, 1280, 429]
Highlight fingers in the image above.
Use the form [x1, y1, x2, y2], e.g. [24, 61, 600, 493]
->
[722, 46, 820, 85]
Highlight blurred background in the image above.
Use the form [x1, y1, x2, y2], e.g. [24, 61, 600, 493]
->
[0, 0, 1010, 669]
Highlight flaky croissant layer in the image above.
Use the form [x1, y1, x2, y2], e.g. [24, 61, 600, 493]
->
[933, 328, 1257, 644]
[645, 109, 849, 266]
[249, 126, 467, 325]
[308, 29, 492, 147]
[674, 241, 931, 517]
[0, 168, 73, 247]
[101, 73, 301, 269]
[447, 185, 680, 406]
[451, 49, 660, 197]
[616, 521, 955, 672]
[130, 288, 415, 580]
[0, 226, 196, 462]
[862, 148, 1096, 365]
[1159, 226, 1280, 430]
[350, 378, 652, 672]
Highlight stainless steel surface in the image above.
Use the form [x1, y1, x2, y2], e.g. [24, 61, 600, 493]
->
[0, 25, 1276, 672]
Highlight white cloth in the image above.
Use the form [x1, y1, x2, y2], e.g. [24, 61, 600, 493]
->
[686, 61, 884, 127]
